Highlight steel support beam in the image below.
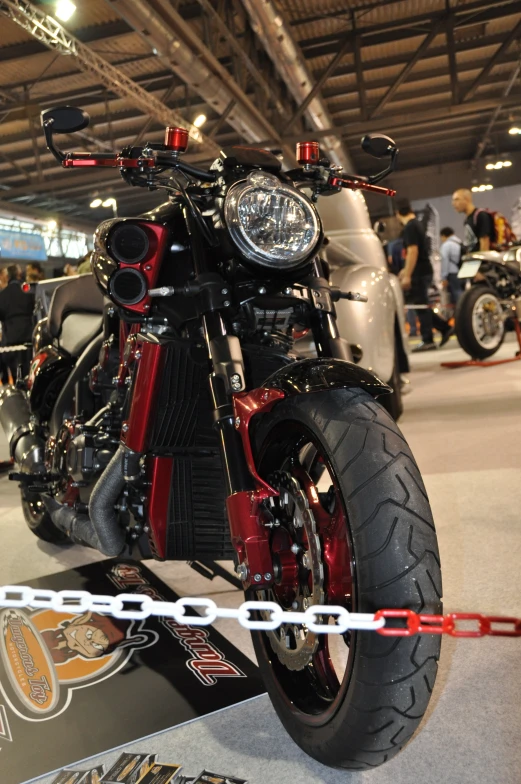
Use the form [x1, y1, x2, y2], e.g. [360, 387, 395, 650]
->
[446, 9, 459, 104]
[284, 33, 353, 131]
[370, 20, 444, 118]
[0, 0, 220, 158]
[461, 18, 521, 103]
[353, 27, 367, 122]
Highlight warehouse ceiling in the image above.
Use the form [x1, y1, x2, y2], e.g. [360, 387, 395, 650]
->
[0, 0, 520, 228]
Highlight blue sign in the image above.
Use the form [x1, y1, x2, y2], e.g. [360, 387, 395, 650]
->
[0, 229, 47, 261]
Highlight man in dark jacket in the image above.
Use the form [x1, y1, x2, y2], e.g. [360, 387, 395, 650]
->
[396, 199, 452, 352]
[0, 264, 34, 380]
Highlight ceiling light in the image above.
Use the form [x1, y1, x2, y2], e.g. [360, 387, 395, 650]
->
[55, 0, 76, 22]
[485, 183, 494, 190]
[193, 114, 207, 128]
[47, 219, 57, 231]
[102, 198, 116, 208]
[503, 160, 513, 167]
[90, 198, 102, 208]
[509, 126, 521, 135]
[485, 163, 495, 170]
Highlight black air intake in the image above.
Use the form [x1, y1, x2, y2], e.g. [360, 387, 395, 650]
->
[109, 268, 147, 305]
[109, 223, 149, 264]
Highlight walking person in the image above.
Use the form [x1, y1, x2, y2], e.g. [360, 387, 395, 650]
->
[452, 189, 495, 252]
[0, 264, 35, 381]
[440, 227, 465, 305]
[395, 198, 452, 352]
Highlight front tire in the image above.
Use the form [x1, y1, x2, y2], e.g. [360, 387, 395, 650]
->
[455, 285, 505, 359]
[252, 388, 442, 770]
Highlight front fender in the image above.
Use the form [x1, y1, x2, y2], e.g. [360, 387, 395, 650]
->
[263, 358, 391, 399]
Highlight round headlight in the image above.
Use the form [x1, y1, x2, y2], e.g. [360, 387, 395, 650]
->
[224, 171, 321, 269]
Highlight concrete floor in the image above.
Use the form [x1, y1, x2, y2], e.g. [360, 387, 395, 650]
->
[1, 334, 521, 784]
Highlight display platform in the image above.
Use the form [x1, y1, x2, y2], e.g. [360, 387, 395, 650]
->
[0, 559, 265, 784]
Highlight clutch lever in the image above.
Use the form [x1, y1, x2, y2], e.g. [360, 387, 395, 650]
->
[328, 174, 396, 197]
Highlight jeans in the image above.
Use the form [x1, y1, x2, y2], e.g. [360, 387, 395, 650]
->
[446, 273, 465, 305]
[408, 274, 449, 344]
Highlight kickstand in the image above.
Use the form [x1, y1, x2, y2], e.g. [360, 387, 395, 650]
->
[187, 560, 242, 590]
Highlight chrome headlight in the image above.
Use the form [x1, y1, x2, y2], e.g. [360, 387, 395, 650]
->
[224, 170, 321, 270]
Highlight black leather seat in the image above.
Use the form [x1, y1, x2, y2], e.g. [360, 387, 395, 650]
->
[47, 274, 104, 356]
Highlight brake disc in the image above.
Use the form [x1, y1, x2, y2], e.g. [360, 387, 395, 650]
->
[261, 470, 324, 671]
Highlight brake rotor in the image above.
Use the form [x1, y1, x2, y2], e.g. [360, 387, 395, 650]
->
[261, 469, 324, 671]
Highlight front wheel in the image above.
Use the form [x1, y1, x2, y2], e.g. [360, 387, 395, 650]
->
[455, 285, 505, 359]
[252, 388, 442, 770]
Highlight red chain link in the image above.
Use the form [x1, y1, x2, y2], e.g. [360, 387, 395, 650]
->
[375, 609, 521, 637]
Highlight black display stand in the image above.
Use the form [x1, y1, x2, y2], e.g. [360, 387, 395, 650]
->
[0, 559, 264, 784]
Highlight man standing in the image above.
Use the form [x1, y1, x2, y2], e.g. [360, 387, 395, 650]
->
[396, 198, 452, 352]
[440, 227, 465, 304]
[452, 189, 495, 252]
[0, 264, 34, 381]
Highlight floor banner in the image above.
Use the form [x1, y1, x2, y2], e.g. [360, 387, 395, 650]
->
[0, 559, 264, 784]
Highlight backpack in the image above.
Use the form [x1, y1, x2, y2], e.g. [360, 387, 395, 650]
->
[453, 237, 465, 268]
[474, 208, 517, 250]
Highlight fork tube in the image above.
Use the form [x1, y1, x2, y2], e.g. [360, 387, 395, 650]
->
[202, 312, 254, 496]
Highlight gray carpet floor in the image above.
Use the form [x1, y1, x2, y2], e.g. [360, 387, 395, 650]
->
[1, 334, 520, 784]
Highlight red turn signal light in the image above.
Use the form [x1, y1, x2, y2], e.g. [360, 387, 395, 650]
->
[296, 140, 320, 166]
[164, 126, 189, 153]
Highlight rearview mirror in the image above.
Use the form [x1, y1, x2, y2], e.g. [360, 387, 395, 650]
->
[361, 133, 397, 158]
[41, 105, 90, 134]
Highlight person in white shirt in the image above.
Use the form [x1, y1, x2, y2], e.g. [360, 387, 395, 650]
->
[440, 227, 464, 304]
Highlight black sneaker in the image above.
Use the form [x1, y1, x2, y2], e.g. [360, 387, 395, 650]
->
[412, 341, 437, 353]
[439, 327, 455, 348]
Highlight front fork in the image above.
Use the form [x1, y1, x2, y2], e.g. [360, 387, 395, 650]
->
[203, 278, 349, 589]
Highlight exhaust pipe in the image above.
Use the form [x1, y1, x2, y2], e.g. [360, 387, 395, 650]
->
[0, 387, 134, 557]
[0, 387, 46, 473]
[44, 445, 131, 556]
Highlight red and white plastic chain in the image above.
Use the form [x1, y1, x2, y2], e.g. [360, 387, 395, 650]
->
[0, 586, 520, 637]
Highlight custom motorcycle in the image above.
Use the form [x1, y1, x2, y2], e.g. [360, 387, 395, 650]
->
[456, 245, 521, 358]
[0, 107, 442, 770]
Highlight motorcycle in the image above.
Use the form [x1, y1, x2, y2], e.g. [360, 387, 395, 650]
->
[0, 106, 442, 770]
[456, 245, 521, 359]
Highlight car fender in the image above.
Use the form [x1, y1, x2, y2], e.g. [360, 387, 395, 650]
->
[330, 261, 397, 382]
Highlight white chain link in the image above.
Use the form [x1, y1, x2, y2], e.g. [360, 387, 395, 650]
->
[0, 344, 29, 353]
[0, 585, 385, 633]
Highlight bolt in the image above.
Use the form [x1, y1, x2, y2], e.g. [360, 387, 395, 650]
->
[302, 551, 311, 569]
[131, 532, 138, 539]
[303, 597, 310, 610]
[284, 287, 292, 295]
[290, 543, 300, 554]
[235, 416, 241, 428]
[253, 573, 262, 583]
[107, 307, 115, 316]
[236, 563, 248, 581]
[144, 264, 152, 271]
[122, 423, 129, 432]
[221, 288, 229, 295]
[292, 601, 299, 609]
[263, 572, 272, 581]
[223, 300, 231, 307]
[230, 374, 242, 391]
[258, 286, 267, 294]
[313, 290, 319, 297]
[143, 526, 149, 533]
[317, 303, 323, 309]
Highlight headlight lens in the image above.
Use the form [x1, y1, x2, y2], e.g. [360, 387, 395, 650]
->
[224, 171, 321, 269]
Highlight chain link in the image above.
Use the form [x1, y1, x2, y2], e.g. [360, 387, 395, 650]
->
[0, 344, 29, 353]
[0, 586, 520, 636]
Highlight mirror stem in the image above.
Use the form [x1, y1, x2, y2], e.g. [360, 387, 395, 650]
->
[42, 119, 66, 164]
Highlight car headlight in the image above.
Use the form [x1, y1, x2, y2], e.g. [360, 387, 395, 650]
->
[224, 170, 321, 270]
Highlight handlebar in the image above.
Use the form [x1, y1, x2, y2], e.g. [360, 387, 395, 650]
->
[60, 150, 217, 181]
[328, 174, 396, 197]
